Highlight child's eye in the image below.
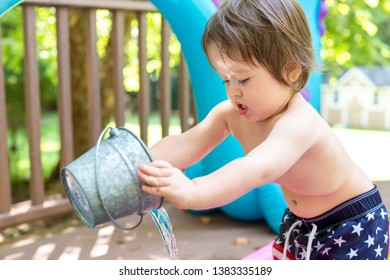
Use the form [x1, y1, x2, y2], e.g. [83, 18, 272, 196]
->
[238, 78, 250, 85]
[222, 80, 230, 85]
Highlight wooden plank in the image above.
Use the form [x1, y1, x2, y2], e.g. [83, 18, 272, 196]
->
[23, 6, 45, 205]
[85, 9, 101, 146]
[0, 24, 12, 213]
[137, 12, 149, 143]
[178, 54, 191, 132]
[56, 7, 74, 169]
[112, 10, 125, 127]
[160, 18, 171, 137]
[24, 0, 157, 11]
[0, 198, 72, 229]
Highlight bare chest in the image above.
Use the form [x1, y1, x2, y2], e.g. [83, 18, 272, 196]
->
[228, 117, 278, 154]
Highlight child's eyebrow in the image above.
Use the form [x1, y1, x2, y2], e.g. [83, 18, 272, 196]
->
[230, 68, 252, 75]
[234, 69, 251, 74]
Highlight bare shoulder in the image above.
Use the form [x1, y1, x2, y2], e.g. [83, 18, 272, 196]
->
[204, 100, 237, 128]
[272, 94, 327, 146]
[188, 100, 232, 142]
[210, 99, 235, 115]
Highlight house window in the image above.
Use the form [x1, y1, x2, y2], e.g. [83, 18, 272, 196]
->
[373, 89, 379, 105]
[333, 91, 339, 103]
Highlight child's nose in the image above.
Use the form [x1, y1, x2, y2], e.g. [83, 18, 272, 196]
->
[227, 86, 242, 98]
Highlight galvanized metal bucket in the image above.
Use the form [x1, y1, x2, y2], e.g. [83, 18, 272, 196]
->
[61, 127, 163, 230]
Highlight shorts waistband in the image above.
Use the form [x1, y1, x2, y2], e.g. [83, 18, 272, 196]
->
[301, 186, 384, 231]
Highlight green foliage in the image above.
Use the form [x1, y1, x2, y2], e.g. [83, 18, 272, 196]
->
[2, 6, 25, 129]
[2, 6, 58, 131]
[2, 6, 59, 193]
[7, 113, 60, 184]
[96, 9, 112, 58]
[35, 7, 58, 110]
[322, 0, 390, 81]
[123, 13, 181, 112]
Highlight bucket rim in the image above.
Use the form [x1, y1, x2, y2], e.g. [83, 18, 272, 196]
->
[60, 168, 95, 228]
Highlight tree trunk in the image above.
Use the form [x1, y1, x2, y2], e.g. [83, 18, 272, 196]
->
[100, 12, 135, 126]
[69, 9, 90, 158]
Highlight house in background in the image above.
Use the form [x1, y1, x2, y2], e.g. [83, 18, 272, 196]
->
[321, 66, 390, 130]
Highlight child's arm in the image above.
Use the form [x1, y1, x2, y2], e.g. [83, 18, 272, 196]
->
[149, 100, 231, 170]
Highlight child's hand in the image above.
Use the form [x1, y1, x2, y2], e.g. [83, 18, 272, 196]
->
[137, 160, 196, 209]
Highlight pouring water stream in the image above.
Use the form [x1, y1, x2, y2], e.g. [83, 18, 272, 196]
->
[148, 207, 179, 260]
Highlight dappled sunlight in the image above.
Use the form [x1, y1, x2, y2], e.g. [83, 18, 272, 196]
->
[0, 225, 114, 260]
[122, 234, 137, 242]
[148, 253, 170, 260]
[89, 225, 115, 258]
[40, 140, 60, 152]
[9, 237, 36, 248]
[61, 226, 78, 235]
[3, 251, 24, 260]
[32, 243, 56, 260]
[59, 246, 81, 260]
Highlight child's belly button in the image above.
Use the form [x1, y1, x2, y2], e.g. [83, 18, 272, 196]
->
[291, 199, 298, 206]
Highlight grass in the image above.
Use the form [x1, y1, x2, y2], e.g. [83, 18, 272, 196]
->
[7, 114, 60, 184]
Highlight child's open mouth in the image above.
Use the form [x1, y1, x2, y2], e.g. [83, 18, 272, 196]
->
[237, 103, 248, 115]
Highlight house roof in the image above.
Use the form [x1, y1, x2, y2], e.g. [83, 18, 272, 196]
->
[357, 66, 390, 87]
[322, 66, 390, 87]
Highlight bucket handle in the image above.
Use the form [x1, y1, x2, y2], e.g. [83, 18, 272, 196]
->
[95, 126, 143, 231]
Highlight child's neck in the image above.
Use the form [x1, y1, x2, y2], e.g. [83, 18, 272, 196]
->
[267, 91, 295, 120]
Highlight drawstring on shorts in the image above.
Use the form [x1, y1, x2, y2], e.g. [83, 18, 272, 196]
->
[283, 221, 318, 260]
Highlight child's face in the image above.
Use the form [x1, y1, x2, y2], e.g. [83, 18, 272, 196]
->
[208, 44, 293, 123]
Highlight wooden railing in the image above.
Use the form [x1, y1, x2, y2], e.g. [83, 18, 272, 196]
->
[0, 0, 193, 229]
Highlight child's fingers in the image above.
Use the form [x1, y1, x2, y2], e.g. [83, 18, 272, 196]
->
[142, 183, 166, 196]
[149, 160, 172, 168]
[138, 168, 169, 187]
[138, 161, 173, 189]
[139, 163, 171, 177]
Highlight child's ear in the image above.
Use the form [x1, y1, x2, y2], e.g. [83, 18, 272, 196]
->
[283, 62, 301, 84]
